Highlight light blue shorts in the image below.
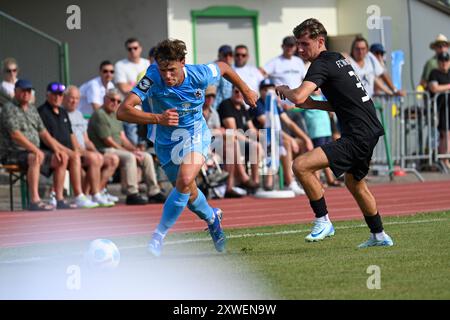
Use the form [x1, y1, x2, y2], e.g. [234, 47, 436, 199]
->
[156, 127, 211, 183]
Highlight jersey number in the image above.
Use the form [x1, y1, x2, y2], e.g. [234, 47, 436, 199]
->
[348, 71, 370, 103]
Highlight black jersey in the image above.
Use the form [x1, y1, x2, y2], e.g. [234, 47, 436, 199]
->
[304, 51, 384, 139]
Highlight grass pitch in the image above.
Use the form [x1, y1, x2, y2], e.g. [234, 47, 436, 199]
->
[0, 211, 449, 299]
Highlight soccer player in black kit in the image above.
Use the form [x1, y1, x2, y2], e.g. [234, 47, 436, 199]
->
[276, 18, 393, 248]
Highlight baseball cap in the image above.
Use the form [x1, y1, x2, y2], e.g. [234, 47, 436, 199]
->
[205, 85, 217, 96]
[218, 45, 232, 55]
[370, 43, 386, 54]
[282, 36, 296, 46]
[47, 81, 66, 94]
[259, 78, 276, 90]
[14, 79, 34, 90]
[437, 52, 450, 62]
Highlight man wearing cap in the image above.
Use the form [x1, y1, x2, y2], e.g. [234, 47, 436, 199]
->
[421, 34, 449, 89]
[369, 43, 405, 96]
[202, 86, 221, 132]
[38, 82, 101, 209]
[263, 36, 307, 100]
[250, 79, 312, 195]
[213, 45, 234, 109]
[428, 52, 450, 168]
[0, 79, 70, 211]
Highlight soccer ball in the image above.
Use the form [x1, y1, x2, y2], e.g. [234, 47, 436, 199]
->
[85, 239, 120, 270]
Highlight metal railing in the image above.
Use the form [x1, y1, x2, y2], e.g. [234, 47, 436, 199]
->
[432, 90, 450, 173]
[372, 91, 433, 181]
[0, 10, 69, 105]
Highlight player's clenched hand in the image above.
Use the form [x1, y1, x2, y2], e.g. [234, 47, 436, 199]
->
[275, 85, 290, 100]
[158, 108, 179, 126]
[242, 89, 258, 108]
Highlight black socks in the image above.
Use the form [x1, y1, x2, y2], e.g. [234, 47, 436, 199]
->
[310, 197, 328, 218]
[364, 213, 384, 234]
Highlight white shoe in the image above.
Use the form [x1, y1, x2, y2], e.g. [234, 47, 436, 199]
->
[93, 193, 115, 207]
[358, 233, 394, 248]
[305, 219, 335, 242]
[232, 186, 247, 196]
[75, 194, 99, 209]
[288, 181, 306, 196]
[103, 189, 119, 203]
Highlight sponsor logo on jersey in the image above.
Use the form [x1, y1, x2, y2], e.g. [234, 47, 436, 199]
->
[137, 76, 153, 92]
[195, 89, 203, 99]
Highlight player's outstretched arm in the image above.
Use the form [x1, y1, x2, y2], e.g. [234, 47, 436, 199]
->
[275, 81, 317, 105]
[216, 61, 258, 108]
[276, 81, 334, 112]
[117, 93, 179, 126]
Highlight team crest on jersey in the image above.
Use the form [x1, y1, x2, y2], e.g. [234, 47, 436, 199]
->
[137, 76, 153, 93]
[194, 89, 203, 99]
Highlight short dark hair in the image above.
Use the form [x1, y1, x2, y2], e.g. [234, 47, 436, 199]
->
[154, 39, 187, 64]
[125, 37, 139, 47]
[350, 36, 369, 59]
[149, 46, 156, 58]
[293, 18, 327, 40]
[235, 44, 248, 52]
[99, 60, 113, 70]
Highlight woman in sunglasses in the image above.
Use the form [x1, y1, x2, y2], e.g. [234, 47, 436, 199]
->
[1, 57, 19, 98]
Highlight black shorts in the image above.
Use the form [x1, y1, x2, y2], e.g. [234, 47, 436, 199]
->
[321, 136, 380, 181]
[1, 150, 54, 177]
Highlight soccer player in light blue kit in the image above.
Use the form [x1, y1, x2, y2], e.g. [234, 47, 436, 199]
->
[117, 39, 258, 256]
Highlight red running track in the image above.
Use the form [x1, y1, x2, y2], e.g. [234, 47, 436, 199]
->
[0, 180, 450, 248]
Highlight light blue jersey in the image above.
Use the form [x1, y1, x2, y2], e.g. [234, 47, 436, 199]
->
[132, 63, 221, 171]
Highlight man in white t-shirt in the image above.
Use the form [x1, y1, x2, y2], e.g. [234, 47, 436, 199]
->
[78, 60, 115, 116]
[264, 36, 306, 88]
[263, 36, 307, 108]
[233, 44, 265, 94]
[115, 38, 150, 95]
[115, 38, 150, 146]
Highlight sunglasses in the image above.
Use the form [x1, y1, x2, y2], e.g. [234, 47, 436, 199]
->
[49, 83, 66, 94]
[127, 46, 139, 52]
[108, 97, 121, 104]
[6, 68, 17, 73]
[102, 69, 114, 74]
[235, 53, 247, 58]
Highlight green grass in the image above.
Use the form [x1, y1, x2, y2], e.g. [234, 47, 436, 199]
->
[0, 211, 449, 299]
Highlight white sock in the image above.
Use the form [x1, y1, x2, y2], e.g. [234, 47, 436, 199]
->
[374, 231, 386, 241]
[316, 214, 329, 222]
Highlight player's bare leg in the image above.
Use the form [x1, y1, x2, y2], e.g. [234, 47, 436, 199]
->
[292, 147, 329, 200]
[344, 173, 377, 216]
